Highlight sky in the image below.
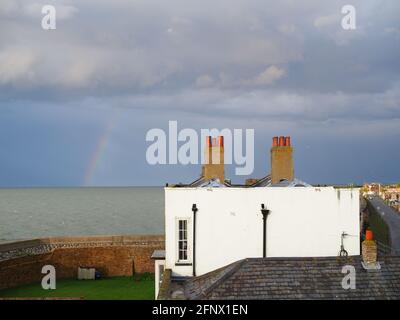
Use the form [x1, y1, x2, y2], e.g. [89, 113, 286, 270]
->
[0, 0, 399, 187]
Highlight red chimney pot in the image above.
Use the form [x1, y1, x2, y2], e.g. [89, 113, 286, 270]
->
[219, 136, 224, 147]
[206, 136, 212, 147]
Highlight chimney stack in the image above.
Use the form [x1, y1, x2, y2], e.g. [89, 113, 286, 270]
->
[270, 136, 294, 184]
[362, 230, 377, 266]
[203, 136, 225, 183]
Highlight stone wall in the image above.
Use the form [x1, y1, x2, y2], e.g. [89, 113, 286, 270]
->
[0, 235, 165, 290]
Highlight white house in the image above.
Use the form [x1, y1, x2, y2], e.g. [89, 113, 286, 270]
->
[152, 136, 360, 298]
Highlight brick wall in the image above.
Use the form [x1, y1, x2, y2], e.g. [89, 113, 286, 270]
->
[0, 235, 165, 290]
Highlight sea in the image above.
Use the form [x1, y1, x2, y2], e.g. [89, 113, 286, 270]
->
[0, 187, 164, 241]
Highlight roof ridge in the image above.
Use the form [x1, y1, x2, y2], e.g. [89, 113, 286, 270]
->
[195, 259, 248, 299]
[250, 174, 271, 187]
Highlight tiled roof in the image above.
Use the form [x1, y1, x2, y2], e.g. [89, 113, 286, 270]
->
[183, 260, 245, 299]
[171, 176, 232, 188]
[175, 256, 400, 300]
[250, 175, 312, 187]
[248, 174, 271, 187]
[170, 174, 312, 188]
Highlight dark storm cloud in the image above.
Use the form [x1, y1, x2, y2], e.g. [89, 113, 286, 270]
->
[1, 0, 399, 116]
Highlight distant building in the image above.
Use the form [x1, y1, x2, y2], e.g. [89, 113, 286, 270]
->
[382, 186, 400, 212]
[153, 136, 366, 299]
[362, 183, 383, 197]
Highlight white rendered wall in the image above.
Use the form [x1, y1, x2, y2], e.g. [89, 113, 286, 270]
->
[165, 187, 360, 277]
[154, 259, 165, 299]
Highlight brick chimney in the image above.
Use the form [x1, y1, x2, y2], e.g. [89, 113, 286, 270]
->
[202, 136, 225, 183]
[270, 136, 294, 184]
[362, 230, 377, 266]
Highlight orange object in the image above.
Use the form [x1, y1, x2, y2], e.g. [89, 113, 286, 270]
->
[219, 136, 224, 147]
[285, 136, 291, 147]
[279, 136, 285, 146]
[366, 230, 374, 241]
[272, 137, 278, 147]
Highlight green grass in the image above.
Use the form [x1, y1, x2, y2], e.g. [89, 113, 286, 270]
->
[0, 274, 155, 300]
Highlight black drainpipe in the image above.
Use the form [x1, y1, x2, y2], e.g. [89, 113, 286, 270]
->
[192, 203, 198, 277]
[261, 204, 270, 258]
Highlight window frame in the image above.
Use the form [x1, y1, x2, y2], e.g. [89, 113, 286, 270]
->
[175, 217, 191, 264]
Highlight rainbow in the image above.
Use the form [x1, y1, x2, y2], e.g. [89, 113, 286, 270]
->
[83, 117, 117, 186]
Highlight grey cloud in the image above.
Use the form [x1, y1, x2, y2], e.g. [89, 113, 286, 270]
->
[85, 80, 400, 126]
[0, 0, 399, 124]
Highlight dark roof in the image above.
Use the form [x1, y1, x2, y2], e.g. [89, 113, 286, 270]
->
[188, 176, 207, 187]
[249, 174, 271, 187]
[173, 256, 400, 300]
[169, 175, 260, 188]
[369, 197, 400, 254]
[189, 177, 230, 187]
[169, 174, 312, 188]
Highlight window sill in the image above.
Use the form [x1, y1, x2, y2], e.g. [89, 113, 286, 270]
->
[175, 262, 192, 266]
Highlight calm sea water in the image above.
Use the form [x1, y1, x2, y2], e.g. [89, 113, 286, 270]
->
[0, 187, 164, 241]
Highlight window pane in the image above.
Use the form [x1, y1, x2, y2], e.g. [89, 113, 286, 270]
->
[178, 219, 189, 261]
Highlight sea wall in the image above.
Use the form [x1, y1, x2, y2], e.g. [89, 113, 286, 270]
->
[0, 235, 165, 290]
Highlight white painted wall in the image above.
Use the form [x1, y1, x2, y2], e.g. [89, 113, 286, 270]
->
[165, 187, 360, 277]
[154, 259, 165, 299]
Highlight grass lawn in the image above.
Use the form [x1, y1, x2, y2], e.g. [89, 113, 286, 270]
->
[0, 274, 154, 300]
